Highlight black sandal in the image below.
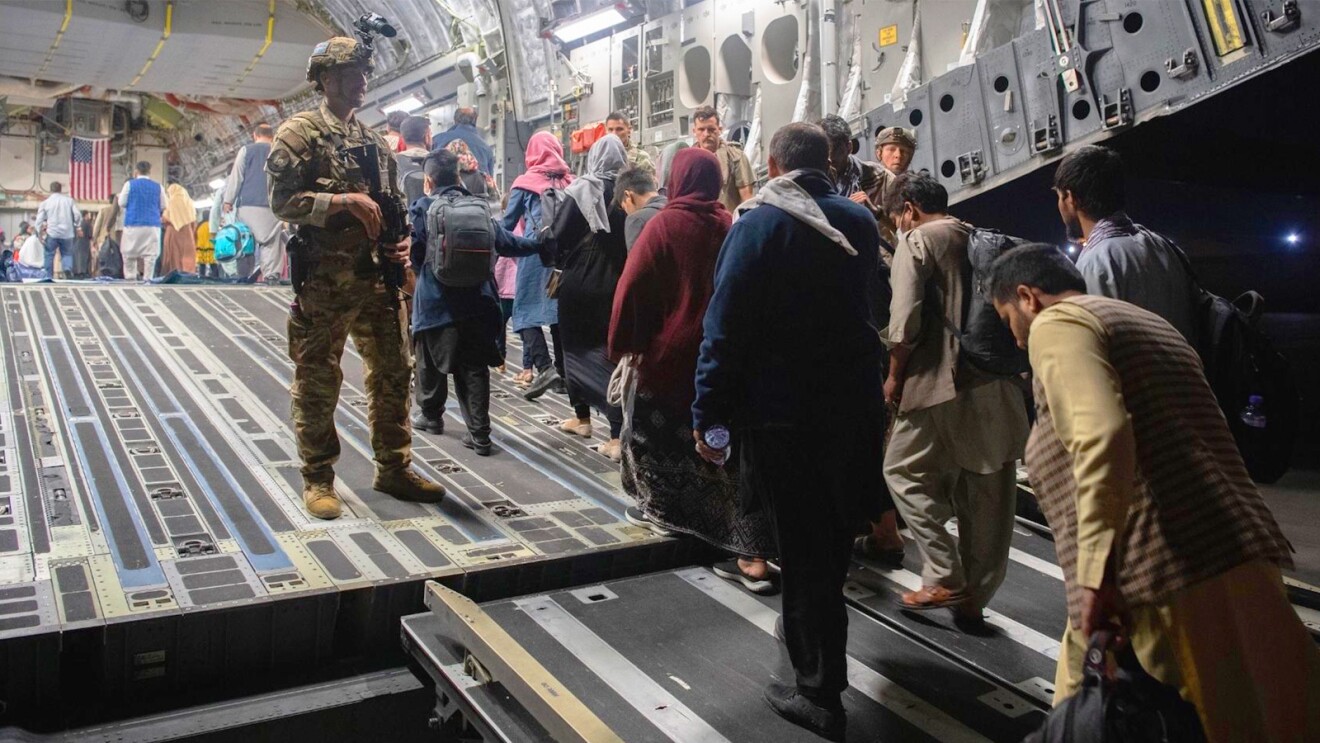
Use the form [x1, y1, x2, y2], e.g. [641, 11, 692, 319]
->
[852, 535, 906, 569]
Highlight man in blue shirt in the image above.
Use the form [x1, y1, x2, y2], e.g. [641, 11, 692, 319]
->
[33, 181, 81, 279]
[410, 149, 547, 454]
[1055, 145, 1197, 343]
[692, 122, 885, 741]
[429, 107, 496, 177]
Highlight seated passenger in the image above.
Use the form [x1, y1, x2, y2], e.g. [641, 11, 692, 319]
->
[989, 244, 1319, 741]
[409, 149, 547, 455]
[693, 123, 886, 741]
[607, 148, 775, 588]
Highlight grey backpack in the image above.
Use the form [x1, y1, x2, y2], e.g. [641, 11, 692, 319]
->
[424, 190, 497, 287]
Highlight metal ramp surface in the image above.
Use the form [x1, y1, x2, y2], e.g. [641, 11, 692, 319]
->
[405, 569, 1048, 743]
[0, 283, 700, 727]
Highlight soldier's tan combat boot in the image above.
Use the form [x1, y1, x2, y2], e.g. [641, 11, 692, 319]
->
[374, 468, 446, 504]
[303, 481, 342, 520]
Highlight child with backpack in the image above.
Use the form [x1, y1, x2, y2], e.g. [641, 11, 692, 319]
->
[409, 149, 552, 455]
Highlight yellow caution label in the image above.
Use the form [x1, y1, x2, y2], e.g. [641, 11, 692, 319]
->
[879, 24, 898, 47]
[1202, 0, 1246, 57]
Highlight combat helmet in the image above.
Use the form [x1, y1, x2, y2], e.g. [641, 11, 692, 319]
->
[306, 36, 373, 85]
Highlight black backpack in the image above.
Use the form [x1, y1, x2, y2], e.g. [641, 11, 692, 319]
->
[424, 190, 496, 288]
[396, 154, 426, 210]
[1024, 630, 1205, 743]
[948, 228, 1031, 376]
[0, 248, 17, 282]
[1160, 232, 1299, 483]
[97, 238, 124, 279]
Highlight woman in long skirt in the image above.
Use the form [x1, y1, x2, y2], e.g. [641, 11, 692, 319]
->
[608, 148, 776, 591]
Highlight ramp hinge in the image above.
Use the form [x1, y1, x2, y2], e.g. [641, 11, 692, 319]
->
[1102, 88, 1133, 130]
[1261, 1, 1300, 33]
[1166, 49, 1199, 80]
[1030, 115, 1061, 154]
[957, 151, 986, 185]
[462, 652, 493, 685]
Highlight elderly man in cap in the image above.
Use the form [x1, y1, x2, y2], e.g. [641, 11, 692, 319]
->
[266, 35, 446, 519]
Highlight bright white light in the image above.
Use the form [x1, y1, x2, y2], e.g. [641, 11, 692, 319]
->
[382, 94, 425, 115]
[208, 178, 226, 191]
[1286, 233, 1300, 245]
[553, 7, 627, 42]
[1065, 244, 1077, 255]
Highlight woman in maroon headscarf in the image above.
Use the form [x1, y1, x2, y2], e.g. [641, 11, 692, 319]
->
[608, 148, 776, 593]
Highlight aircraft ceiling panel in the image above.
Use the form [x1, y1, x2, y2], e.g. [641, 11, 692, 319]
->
[0, 0, 329, 99]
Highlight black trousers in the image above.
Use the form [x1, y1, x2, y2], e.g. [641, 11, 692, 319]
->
[415, 325, 492, 443]
[742, 419, 883, 703]
[519, 324, 564, 376]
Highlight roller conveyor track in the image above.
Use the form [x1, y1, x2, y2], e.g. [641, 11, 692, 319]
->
[0, 283, 699, 727]
[2, 283, 1315, 733]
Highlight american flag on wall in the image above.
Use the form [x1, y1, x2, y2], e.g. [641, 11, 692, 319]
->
[69, 137, 112, 202]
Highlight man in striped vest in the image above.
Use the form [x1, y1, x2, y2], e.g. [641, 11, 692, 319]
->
[988, 244, 1318, 741]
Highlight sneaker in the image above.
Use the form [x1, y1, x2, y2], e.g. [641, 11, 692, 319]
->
[461, 433, 492, 456]
[513, 369, 535, 386]
[373, 468, 446, 504]
[625, 506, 673, 537]
[411, 413, 444, 435]
[523, 367, 562, 401]
[550, 379, 568, 395]
[598, 438, 623, 462]
[496, 364, 506, 374]
[712, 559, 777, 595]
[558, 417, 592, 438]
[763, 682, 845, 742]
[302, 480, 341, 520]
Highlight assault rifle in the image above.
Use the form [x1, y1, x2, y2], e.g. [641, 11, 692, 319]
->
[343, 142, 408, 306]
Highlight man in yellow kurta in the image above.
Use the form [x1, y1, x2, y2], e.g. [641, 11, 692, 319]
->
[990, 244, 1318, 742]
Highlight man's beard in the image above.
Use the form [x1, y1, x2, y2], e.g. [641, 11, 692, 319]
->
[1064, 217, 1084, 242]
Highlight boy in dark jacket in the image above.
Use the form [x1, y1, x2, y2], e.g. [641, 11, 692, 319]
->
[410, 150, 548, 454]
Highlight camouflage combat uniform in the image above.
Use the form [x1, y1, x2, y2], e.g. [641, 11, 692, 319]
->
[266, 42, 413, 491]
[624, 144, 654, 174]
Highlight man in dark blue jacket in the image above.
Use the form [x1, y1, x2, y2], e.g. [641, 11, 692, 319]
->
[429, 107, 496, 176]
[692, 122, 885, 741]
[410, 149, 545, 454]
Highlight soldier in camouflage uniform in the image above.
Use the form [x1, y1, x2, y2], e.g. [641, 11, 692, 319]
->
[267, 36, 445, 519]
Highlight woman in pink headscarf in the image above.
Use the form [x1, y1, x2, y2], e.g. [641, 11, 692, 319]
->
[500, 131, 572, 393]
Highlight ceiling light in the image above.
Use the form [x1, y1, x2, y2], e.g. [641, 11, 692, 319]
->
[382, 94, 425, 115]
[552, 7, 627, 42]
[209, 178, 226, 191]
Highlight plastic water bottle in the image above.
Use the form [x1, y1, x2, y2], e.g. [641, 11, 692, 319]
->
[703, 425, 731, 467]
[1239, 395, 1267, 429]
